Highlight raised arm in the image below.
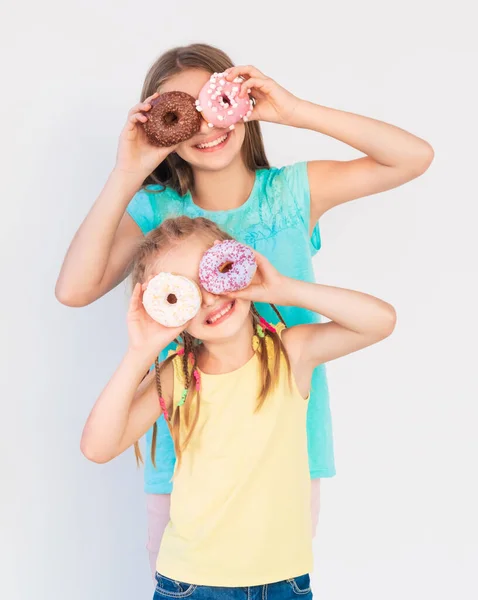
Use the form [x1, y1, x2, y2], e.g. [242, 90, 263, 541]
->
[294, 103, 435, 221]
[231, 252, 396, 396]
[80, 283, 182, 463]
[55, 94, 174, 307]
[225, 65, 434, 226]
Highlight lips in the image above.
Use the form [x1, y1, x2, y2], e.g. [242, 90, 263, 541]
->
[205, 300, 235, 325]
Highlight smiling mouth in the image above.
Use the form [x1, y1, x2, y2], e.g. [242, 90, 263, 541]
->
[196, 132, 230, 150]
[205, 300, 235, 325]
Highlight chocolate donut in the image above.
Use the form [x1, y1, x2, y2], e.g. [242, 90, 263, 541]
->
[143, 91, 202, 147]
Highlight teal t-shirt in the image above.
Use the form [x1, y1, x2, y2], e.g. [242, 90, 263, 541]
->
[127, 162, 335, 493]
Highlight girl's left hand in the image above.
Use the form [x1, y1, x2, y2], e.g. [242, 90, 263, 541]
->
[230, 251, 289, 305]
[225, 65, 301, 125]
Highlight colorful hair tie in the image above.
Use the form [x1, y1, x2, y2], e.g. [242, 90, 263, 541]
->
[259, 317, 276, 333]
[256, 324, 265, 338]
[193, 369, 201, 391]
[178, 389, 188, 407]
[176, 346, 185, 356]
[158, 396, 169, 421]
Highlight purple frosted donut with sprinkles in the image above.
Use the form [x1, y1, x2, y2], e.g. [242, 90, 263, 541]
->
[199, 240, 257, 295]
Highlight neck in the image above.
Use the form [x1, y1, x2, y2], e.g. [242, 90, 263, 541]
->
[191, 156, 256, 211]
[198, 319, 255, 375]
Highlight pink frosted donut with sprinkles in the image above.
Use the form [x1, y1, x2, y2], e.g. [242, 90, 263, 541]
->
[196, 72, 254, 131]
[199, 240, 257, 295]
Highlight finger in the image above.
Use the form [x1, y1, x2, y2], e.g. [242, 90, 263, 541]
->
[129, 112, 148, 125]
[228, 289, 250, 300]
[226, 65, 265, 81]
[250, 249, 268, 267]
[128, 97, 157, 117]
[143, 91, 160, 104]
[239, 77, 272, 98]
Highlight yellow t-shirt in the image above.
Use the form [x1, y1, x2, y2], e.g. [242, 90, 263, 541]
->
[156, 326, 313, 586]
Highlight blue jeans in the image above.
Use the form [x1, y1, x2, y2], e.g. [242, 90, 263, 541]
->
[153, 573, 313, 599]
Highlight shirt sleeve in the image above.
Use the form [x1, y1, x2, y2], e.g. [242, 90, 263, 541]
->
[126, 187, 161, 235]
[282, 162, 321, 254]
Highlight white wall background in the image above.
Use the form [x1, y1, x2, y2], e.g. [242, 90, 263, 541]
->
[1, 1, 477, 599]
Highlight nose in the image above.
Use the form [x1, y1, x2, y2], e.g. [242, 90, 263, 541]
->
[198, 115, 213, 134]
[201, 289, 218, 307]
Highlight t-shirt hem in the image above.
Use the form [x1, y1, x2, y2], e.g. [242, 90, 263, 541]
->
[157, 561, 313, 587]
[310, 467, 336, 479]
[145, 481, 173, 494]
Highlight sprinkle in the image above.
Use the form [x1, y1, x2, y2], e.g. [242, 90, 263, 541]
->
[208, 123, 214, 128]
[229, 124, 235, 130]
[194, 99, 199, 105]
[227, 110, 234, 115]
[158, 396, 169, 421]
[232, 86, 239, 92]
[218, 115, 224, 121]
[233, 77, 242, 83]
[220, 79, 226, 85]
[247, 88, 251, 93]
[208, 89, 212, 94]
[243, 116, 248, 122]
[210, 83, 216, 89]
[246, 110, 252, 116]
[178, 389, 188, 407]
[196, 105, 202, 112]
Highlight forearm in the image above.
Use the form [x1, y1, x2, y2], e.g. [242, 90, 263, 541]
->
[287, 100, 433, 170]
[56, 169, 143, 305]
[278, 277, 395, 334]
[80, 348, 154, 463]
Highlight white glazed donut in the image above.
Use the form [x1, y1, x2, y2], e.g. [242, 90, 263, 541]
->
[143, 272, 202, 327]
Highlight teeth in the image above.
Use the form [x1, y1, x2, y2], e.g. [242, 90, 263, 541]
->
[208, 302, 233, 323]
[196, 134, 228, 149]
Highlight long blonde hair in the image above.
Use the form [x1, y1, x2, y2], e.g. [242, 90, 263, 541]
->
[131, 216, 289, 468]
[140, 43, 270, 196]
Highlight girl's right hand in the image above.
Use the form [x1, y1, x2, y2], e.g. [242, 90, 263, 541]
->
[115, 93, 177, 178]
[229, 251, 289, 306]
[127, 283, 185, 361]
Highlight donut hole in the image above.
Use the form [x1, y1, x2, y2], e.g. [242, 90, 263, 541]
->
[163, 112, 179, 126]
[219, 95, 231, 106]
[219, 261, 233, 274]
[167, 293, 178, 304]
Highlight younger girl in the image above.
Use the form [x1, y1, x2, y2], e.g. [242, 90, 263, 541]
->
[81, 216, 396, 599]
[57, 43, 432, 570]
